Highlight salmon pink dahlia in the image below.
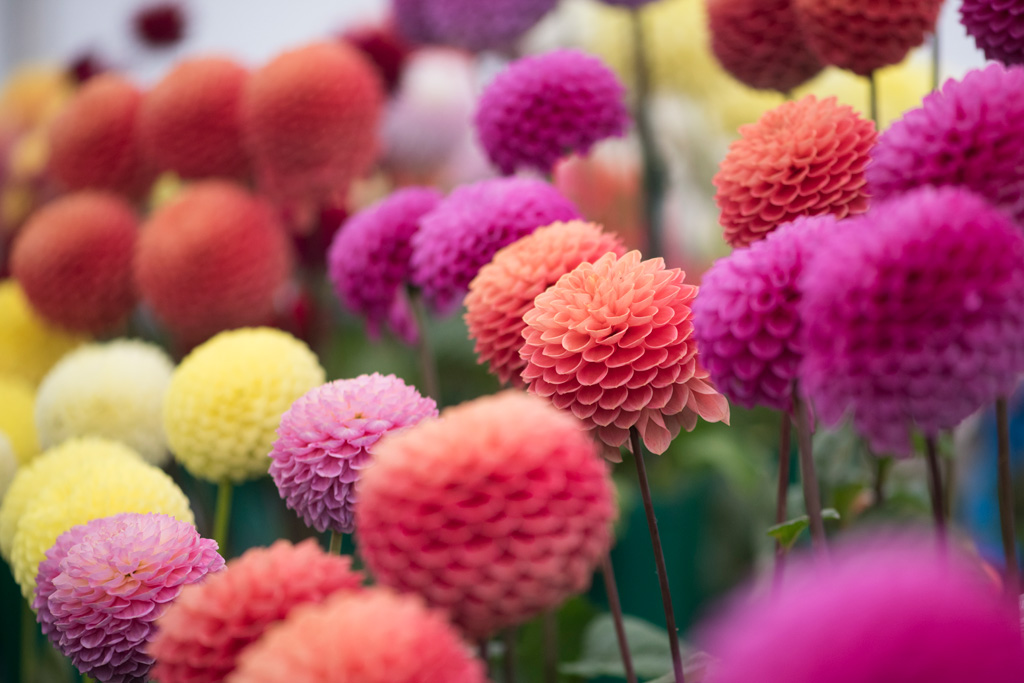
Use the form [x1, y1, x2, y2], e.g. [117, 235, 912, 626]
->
[356, 391, 615, 639]
[149, 539, 363, 683]
[961, 0, 1024, 66]
[465, 221, 626, 387]
[520, 251, 730, 456]
[714, 95, 876, 249]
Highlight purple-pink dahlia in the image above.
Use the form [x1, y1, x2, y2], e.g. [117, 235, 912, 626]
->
[269, 373, 438, 534]
[800, 186, 1024, 456]
[33, 513, 224, 683]
[407, 0, 559, 52]
[475, 49, 629, 176]
[327, 188, 442, 344]
[693, 215, 835, 413]
[410, 177, 580, 315]
[961, 0, 1024, 67]
[868, 64, 1024, 226]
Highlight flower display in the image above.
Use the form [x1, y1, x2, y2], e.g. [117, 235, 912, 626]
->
[134, 181, 293, 348]
[961, 0, 1024, 67]
[0, 376, 38, 464]
[139, 56, 250, 180]
[707, 0, 824, 93]
[149, 539, 363, 683]
[714, 95, 875, 248]
[800, 187, 1024, 456]
[163, 328, 325, 483]
[0, 281, 85, 387]
[0, 433, 16, 502]
[11, 192, 138, 333]
[411, 0, 559, 52]
[33, 513, 223, 683]
[465, 221, 626, 386]
[520, 251, 730, 455]
[410, 178, 580, 315]
[356, 391, 616, 639]
[35, 340, 174, 465]
[868, 64, 1024, 226]
[270, 374, 437, 534]
[475, 49, 629, 175]
[228, 589, 486, 683]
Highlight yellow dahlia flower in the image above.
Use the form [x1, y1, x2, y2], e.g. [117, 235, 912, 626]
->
[0, 376, 38, 464]
[0, 281, 85, 386]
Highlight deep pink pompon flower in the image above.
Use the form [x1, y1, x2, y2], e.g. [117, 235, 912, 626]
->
[693, 215, 835, 413]
[475, 49, 629, 175]
[269, 373, 437, 534]
[33, 513, 224, 683]
[327, 188, 442, 344]
[701, 536, 1024, 683]
[868, 64, 1024, 226]
[961, 0, 1024, 67]
[410, 177, 580, 315]
[800, 186, 1024, 456]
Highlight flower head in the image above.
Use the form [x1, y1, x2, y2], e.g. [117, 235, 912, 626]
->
[270, 374, 437, 534]
[465, 221, 626, 386]
[149, 539, 363, 683]
[520, 251, 730, 456]
[0, 281, 85, 387]
[475, 49, 629, 175]
[356, 391, 616, 639]
[961, 0, 1024, 67]
[800, 187, 1024, 456]
[410, 0, 558, 52]
[714, 95, 876, 248]
[133, 3, 187, 47]
[341, 23, 413, 93]
[411, 178, 580, 315]
[33, 513, 223, 683]
[228, 589, 485, 683]
[0, 377, 39, 465]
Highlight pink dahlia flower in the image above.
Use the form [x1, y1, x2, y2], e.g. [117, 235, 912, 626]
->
[410, 177, 580, 315]
[356, 391, 616, 639]
[520, 251, 730, 456]
[868, 64, 1024, 226]
[475, 49, 629, 175]
[33, 513, 224, 683]
[269, 373, 437, 534]
[961, 0, 1024, 67]
[800, 186, 1024, 456]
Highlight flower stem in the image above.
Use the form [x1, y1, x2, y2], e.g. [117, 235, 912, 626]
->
[329, 531, 342, 555]
[774, 412, 792, 590]
[600, 554, 638, 683]
[630, 7, 666, 260]
[503, 627, 517, 683]
[21, 600, 35, 683]
[873, 457, 892, 507]
[213, 480, 233, 557]
[924, 436, 947, 544]
[629, 427, 685, 683]
[931, 29, 941, 92]
[996, 397, 1020, 599]
[407, 286, 440, 403]
[478, 639, 490, 677]
[791, 391, 828, 556]
[868, 70, 879, 130]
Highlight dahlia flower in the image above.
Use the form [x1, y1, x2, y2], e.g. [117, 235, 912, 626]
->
[149, 539, 363, 683]
[0, 281, 84, 386]
[413, 0, 559, 52]
[0, 376, 38, 464]
[961, 0, 1024, 67]
[356, 391, 616, 639]
[800, 187, 1024, 456]
[34, 513, 223, 683]
[342, 23, 412, 93]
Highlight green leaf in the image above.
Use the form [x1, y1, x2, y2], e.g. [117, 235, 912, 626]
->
[766, 509, 841, 551]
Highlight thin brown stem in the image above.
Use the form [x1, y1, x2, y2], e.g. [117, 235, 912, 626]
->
[407, 286, 440, 403]
[329, 531, 342, 555]
[792, 391, 828, 555]
[873, 457, 892, 507]
[773, 412, 792, 590]
[924, 436, 947, 545]
[542, 611, 558, 683]
[600, 554, 638, 683]
[629, 7, 666, 260]
[931, 30, 941, 92]
[996, 397, 1019, 599]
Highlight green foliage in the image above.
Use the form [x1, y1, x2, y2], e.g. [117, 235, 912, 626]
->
[766, 508, 841, 551]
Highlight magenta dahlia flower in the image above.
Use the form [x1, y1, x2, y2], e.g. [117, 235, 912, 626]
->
[33, 513, 223, 683]
[475, 49, 629, 175]
[269, 373, 437, 534]
[800, 186, 1024, 456]
[961, 0, 1024, 67]
[868, 64, 1024, 226]
[410, 177, 580, 315]
[327, 188, 442, 344]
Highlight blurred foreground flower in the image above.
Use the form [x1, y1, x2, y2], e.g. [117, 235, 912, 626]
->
[0, 280, 85, 386]
[961, 0, 1024, 67]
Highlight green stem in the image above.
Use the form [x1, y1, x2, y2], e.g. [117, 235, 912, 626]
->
[407, 286, 441, 403]
[630, 7, 666, 260]
[873, 457, 892, 507]
[329, 531, 343, 555]
[792, 390, 828, 556]
[931, 29, 941, 92]
[773, 412, 792, 590]
[542, 610, 558, 683]
[503, 627, 518, 683]
[82, 676, 95, 683]
[923, 436, 947, 545]
[868, 70, 879, 130]
[21, 600, 36, 683]
[478, 639, 490, 677]
[213, 480, 233, 556]
[996, 397, 1019, 600]
[600, 554, 637, 683]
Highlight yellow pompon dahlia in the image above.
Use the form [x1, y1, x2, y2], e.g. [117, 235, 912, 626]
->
[0, 376, 38, 464]
[0, 433, 17, 502]
[0, 64, 73, 131]
[35, 340, 174, 465]
[9, 437, 192, 599]
[0, 281, 85, 386]
[164, 328, 325, 483]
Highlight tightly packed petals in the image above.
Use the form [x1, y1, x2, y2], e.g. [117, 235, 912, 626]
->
[465, 221, 626, 386]
[475, 49, 629, 175]
[0, 434, 16, 502]
[800, 187, 1024, 456]
[228, 589, 485, 683]
[961, 0, 1024, 66]
[868, 64, 1024, 226]
[12, 192, 138, 333]
[693, 215, 834, 412]
[714, 95, 876, 248]
[707, 0, 824, 93]
[270, 374, 437, 534]
[327, 187, 442, 343]
[356, 391, 616, 639]
[47, 73, 156, 198]
[139, 57, 250, 180]
[134, 181, 292, 348]
[149, 539, 363, 683]
[701, 537, 1024, 683]
[163, 328, 325, 483]
[35, 341, 174, 465]
[0, 377, 39, 464]
[520, 251, 730, 456]
[0, 281, 85, 387]
[792, 0, 944, 76]
[411, 178, 580, 315]
[33, 513, 223, 683]
[414, 0, 558, 52]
